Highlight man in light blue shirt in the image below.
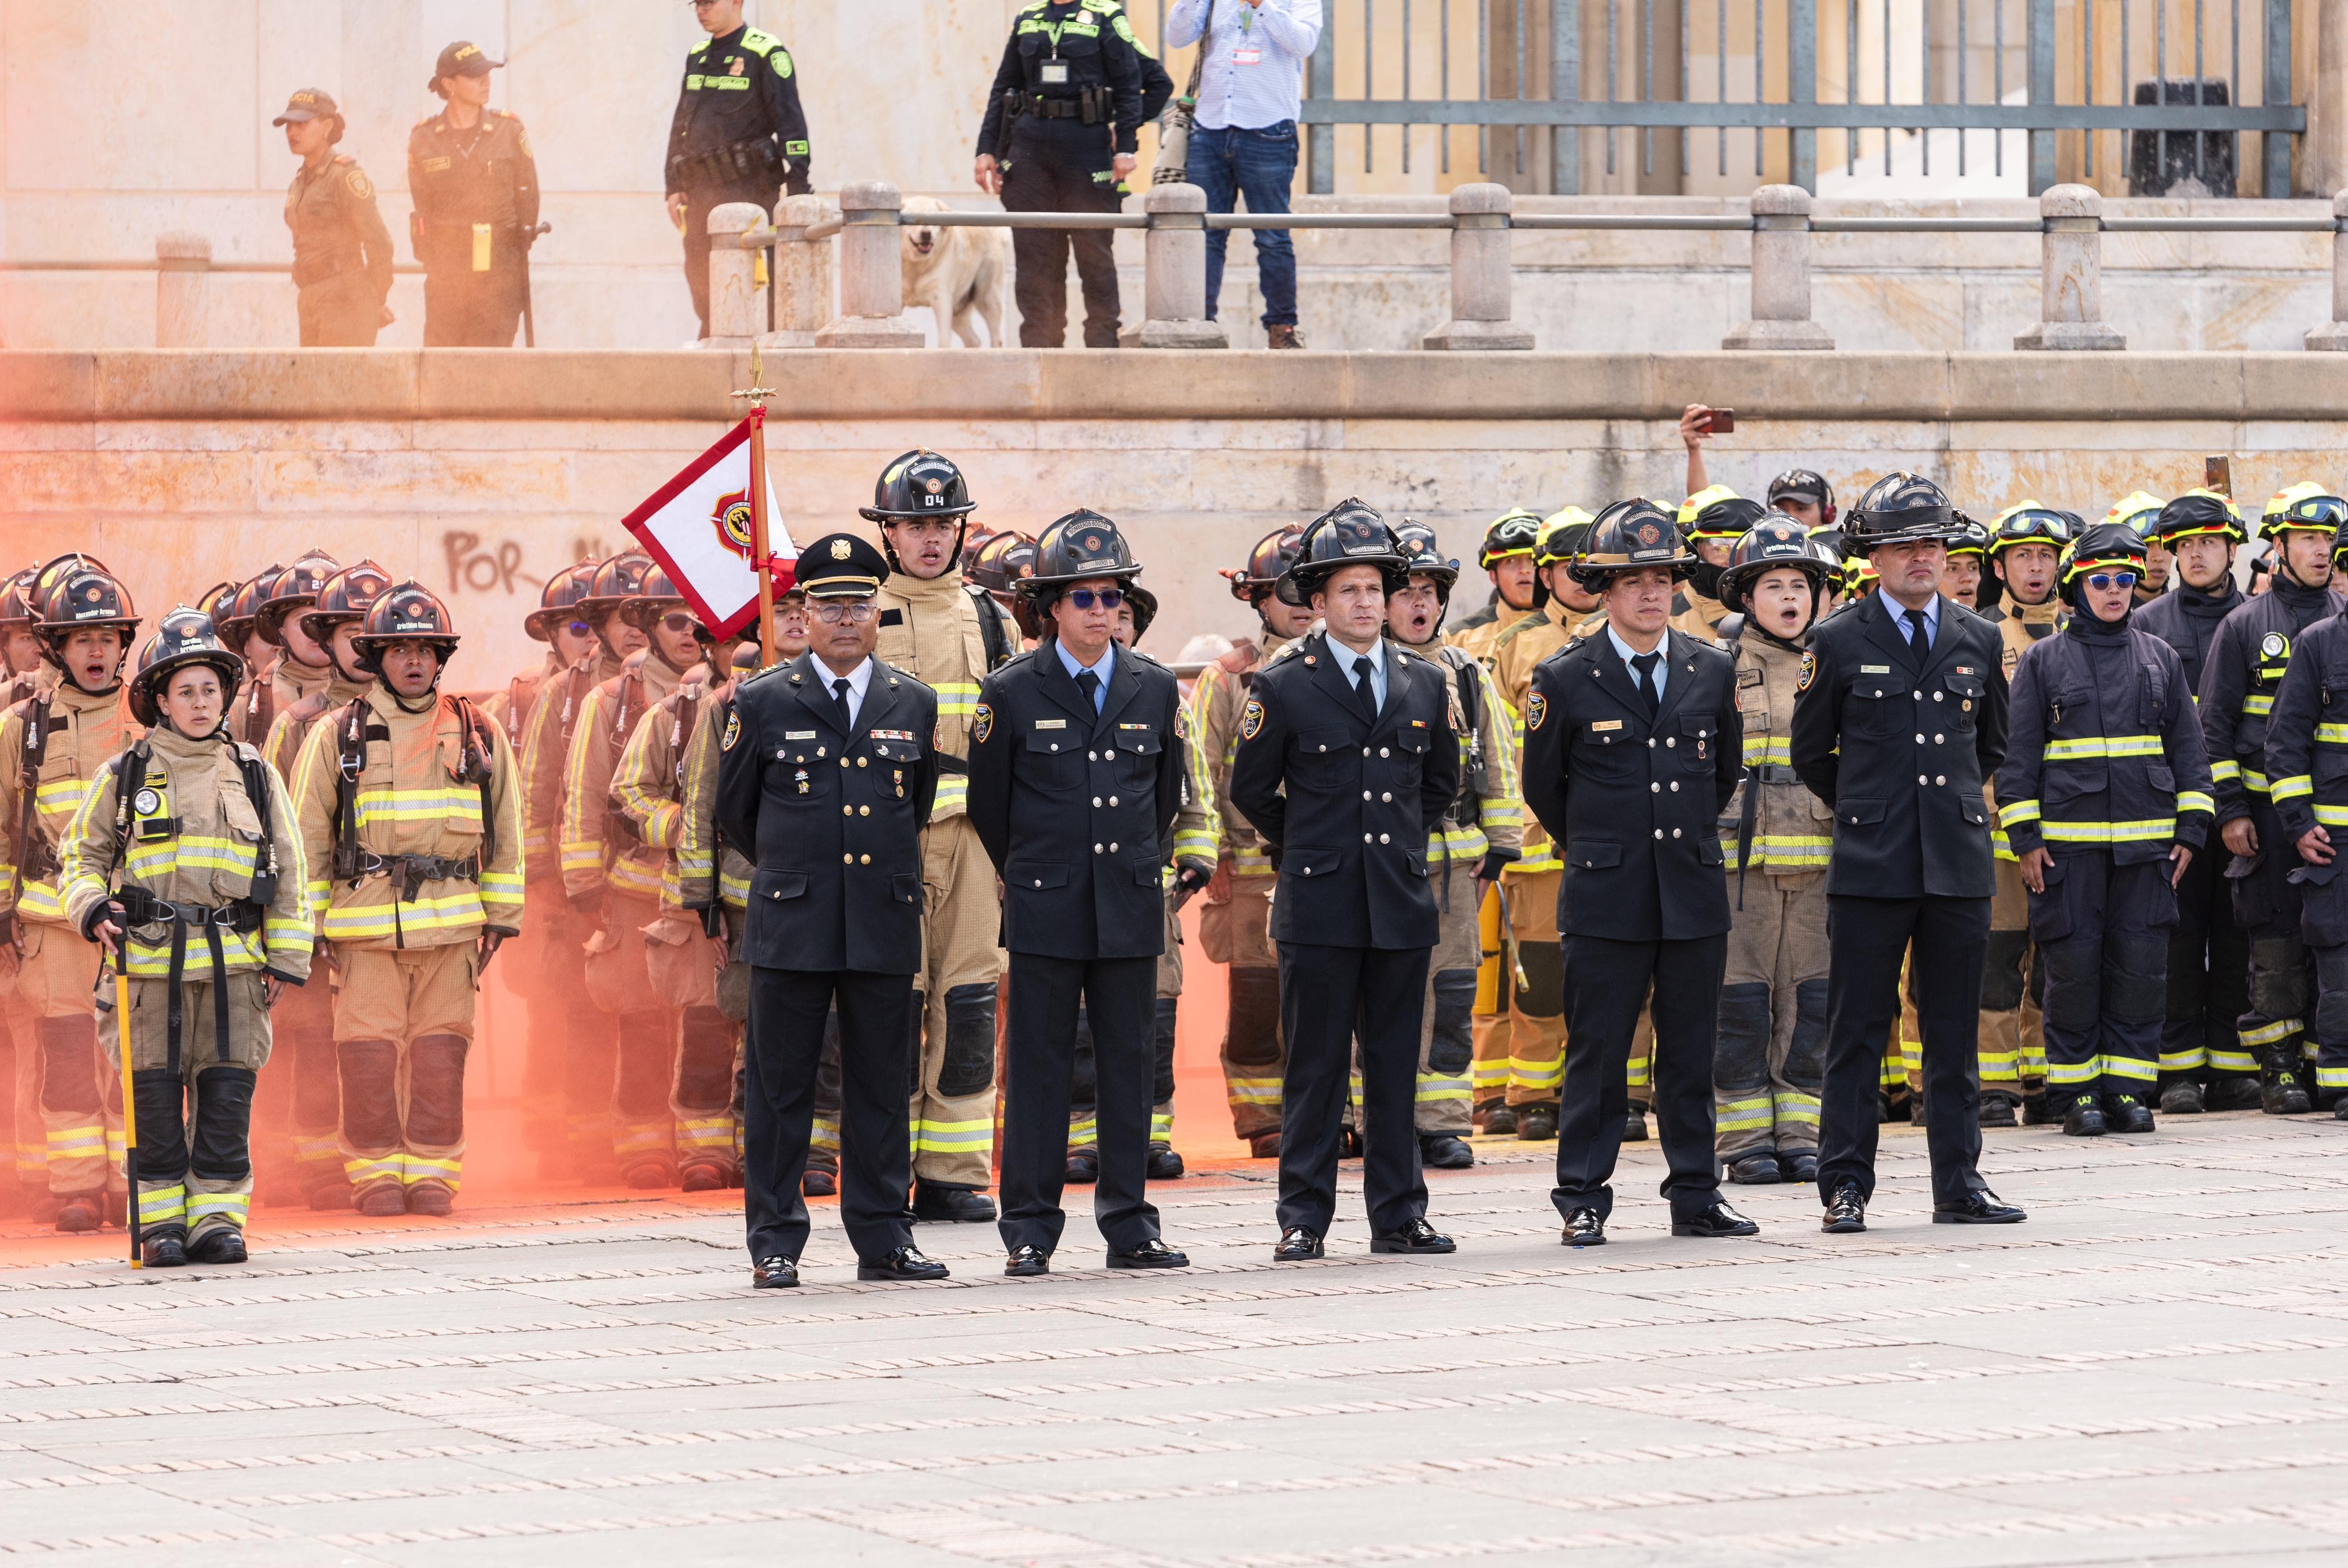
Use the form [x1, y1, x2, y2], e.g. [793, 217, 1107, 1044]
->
[1167, 0, 1324, 348]
[1054, 626, 1116, 707]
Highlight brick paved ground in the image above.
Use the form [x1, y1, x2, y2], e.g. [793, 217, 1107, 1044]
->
[3, 1112, 2346, 1565]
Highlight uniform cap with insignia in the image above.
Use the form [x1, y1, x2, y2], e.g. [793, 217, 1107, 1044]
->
[796, 533, 891, 599]
[272, 87, 340, 126]
[430, 40, 503, 93]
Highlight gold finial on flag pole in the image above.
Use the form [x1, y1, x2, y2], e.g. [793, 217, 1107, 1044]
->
[732, 345, 779, 664]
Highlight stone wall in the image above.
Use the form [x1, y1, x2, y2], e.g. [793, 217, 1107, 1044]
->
[6, 347, 2347, 681]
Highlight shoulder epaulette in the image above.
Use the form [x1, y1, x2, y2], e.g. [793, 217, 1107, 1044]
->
[1267, 639, 1306, 664]
[334, 154, 356, 165]
[742, 663, 788, 689]
[1126, 646, 1167, 669]
[739, 27, 779, 54]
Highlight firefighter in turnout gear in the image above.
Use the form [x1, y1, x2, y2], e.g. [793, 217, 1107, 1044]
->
[1386, 520, 1521, 1169]
[862, 450, 1019, 1221]
[260, 560, 391, 1208]
[2135, 490, 2255, 1112]
[519, 553, 646, 1176]
[254, 551, 344, 753]
[0, 563, 141, 1232]
[222, 567, 284, 748]
[1711, 518, 1838, 1185]
[0, 568, 40, 1209]
[1996, 524, 2214, 1138]
[63, 612, 313, 1266]
[291, 585, 523, 1216]
[1977, 501, 2075, 1123]
[1675, 485, 1761, 640]
[665, 2, 813, 339]
[564, 565, 713, 1188]
[1444, 509, 1544, 668]
[409, 42, 541, 347]
[2259, 514, 2348, 1120]
[2207, 484, 2348, 1114]
[608, 577, 761, 1190]
[1195, 524, 1312, 1154]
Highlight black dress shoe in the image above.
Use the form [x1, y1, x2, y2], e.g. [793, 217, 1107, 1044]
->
[2062, 1102, 2108, 1137]
[1248, 1132, 1282, 1159]
[2159, 1081, 2205, 1115]
[1145, 1146, 1186, 1180]
[1821, 1182, 1867, 1234]
[1108, 1237, 1189, 1269]
[751, 1255, 800, 1289]
[1420, 1135, 1474, 1170]
[1064, 1153, 1099, 1185]
[1934, 1189, 2026, 1224]
[186, 1228, 246, 1265]
[1727, 1153, 1781, 1185]
[1623, 1109, 1650, 1142]
[803, 1168, 838, 1198]
[911, 1183, 997, 1223]
[1560, 1206, 1606, 1247]
[1480, 1103, 1518, 1136]
[857, 1245, 950, 1281]
[2105, 1094, 2156, 1134]
[1515, 1104, 1558, 1141]
[1784, 1152, 1820, 1184]
[1004, 1244, 1050, 1277]
[1672, 1200, 1759, 1238]
[1272, 1226, 1324, 1262]
[1978, 1092, 2019, 1128]
[1370, 1217, 1456, 1254]
[140, 1233, 187, 1268]
[2205, 1078, 2264, 1111]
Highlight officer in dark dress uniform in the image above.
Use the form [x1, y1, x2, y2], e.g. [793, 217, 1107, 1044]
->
[1227, 501, 1461, 1262]
[713, 535, 947, 1289]
[408, 42, 541, 347]
[1520, 501, 1755, 1247]
[974, 0, 1146, 347]
[966, 513, 1191, 1276]
[1790, 474, 2029, 1233]
[665, 3, 814, 338]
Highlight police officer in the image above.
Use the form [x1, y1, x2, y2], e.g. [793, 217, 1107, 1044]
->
[1194, 525, 1311, 1154]
[1444, 509, 1544, 667]
[975, 0, 1147, 348]
[1386, 520, 1522, 1169]
[290, 585, 523, 1217]
[1997, 524, 2213, 1138]
[63, 611, 313, 1267]
[2201, 483, 2348, 1115]
[1711, 518, 1839, 1186]
[2135, 489, 2255, 1112]
[863, 451, 1020, 1223]
[665, 0, 813, 339]
[1790, 474, 2025, 1234]
[966, 513, 1190, 1275]
[409, 42, 541, 348]
[1521, 501, 1753, 1246]
[713, 533, 949, 1289]
[274, 90, 395, 346]
[1226, 501, 1460, 1261]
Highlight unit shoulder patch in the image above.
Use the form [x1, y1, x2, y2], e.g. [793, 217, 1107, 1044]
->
[1526, 690, 1547, 731]
[344, 168, 373, 200]
[1797, 649, 1817, 692]
[973, 703, 993, 744]
[1240, 699, 1265, 741]
[721, 711, 742, 751]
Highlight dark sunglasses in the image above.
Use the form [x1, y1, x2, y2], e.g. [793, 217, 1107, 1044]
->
[1063, 588, 1123, 610]
[656, 611, 698, 634]
[562, 617, 592, 639]
[2084, 571, 2139, 591]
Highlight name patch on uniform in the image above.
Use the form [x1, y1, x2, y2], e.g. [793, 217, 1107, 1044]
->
[1526, 691, 1547, 731]
[784, 730, 817, 740]
[1860, 664, 1891, 674]
[1797, 650, 1817, 692]
[871, 729, 915, 742]
[1589, 719, 1622, 733]
[973, 703, 992, 744]
[1241, 699, 1265, 741]
[721, 712, 742, 752]
[1035, 719, 1067, 730]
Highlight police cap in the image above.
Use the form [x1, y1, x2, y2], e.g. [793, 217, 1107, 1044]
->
[795, 533, 891, 598]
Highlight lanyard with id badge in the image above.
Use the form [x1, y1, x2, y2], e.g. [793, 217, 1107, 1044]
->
[1039, 19, 1071, 85]
[1229, 0, 1263, 67]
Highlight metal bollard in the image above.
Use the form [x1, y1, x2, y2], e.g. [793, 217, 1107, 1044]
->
[814, 180, 923, 349]
[2306, 191, 2348, 351]
[1724, 185, 1834, 351]
[766, 194, 838, 348]
[155, 233, 211, 349]
[1423, 182, 1534, 351]
[703, 202, 768, 346]
[2016, 183, 2125, 351]
[1136, 183, 1228, 349]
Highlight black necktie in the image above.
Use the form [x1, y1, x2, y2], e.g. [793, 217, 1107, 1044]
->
[1631, 651, 1661, 717]
[1076, 668, 1100, 713]
[1353, 656, 1377, 717]
[832, 677, 853, 731]
[1904, 607, 1930, 661]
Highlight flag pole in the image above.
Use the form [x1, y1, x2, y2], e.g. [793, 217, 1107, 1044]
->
[733, 345, 780, 668]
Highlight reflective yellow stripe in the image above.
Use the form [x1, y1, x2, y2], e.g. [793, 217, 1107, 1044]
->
[2044, 734, 2162, 761]
[2174, 791, 2214, 815]
[2242, 769, 2271, 795]
[2039, 819, 2176, 844]
[2158, 1047, 2208, 1072]
[1741, 735, 1793, 765]
[1773, 1090, 1820, 1124]
[185, 1192, 250, 1223]
[2318, 723, 2348, 744]
[2312, 804, 2348, 826]
[322, 890, 487, 941]
[911, 1116, 994, 1153]
[2239, 1017, 2302, 1047]
[2272, 775, 2315, 803]
[138, 1185, 187, 1223]
[1723, 835, 1833, 871]
[2210, 759, 2241, 782]
[932, 775, 970, 814]
[2209, 1048, 2259, 1072]
[932, 681, 980, 717]
[2242, 695, 2275, 715]
[1998, 799, 2042, 827]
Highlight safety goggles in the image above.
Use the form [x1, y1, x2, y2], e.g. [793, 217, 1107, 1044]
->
[1062, 588, 1124, 610]
[2275, 494, 2348, 528]
[811, 601, 878, 625]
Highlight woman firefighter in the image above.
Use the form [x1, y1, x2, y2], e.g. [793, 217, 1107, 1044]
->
[60, 609, 313, 1267]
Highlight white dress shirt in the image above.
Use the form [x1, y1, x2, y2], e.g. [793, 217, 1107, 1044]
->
[816, 655, 876, 728]
[1166, 0, 1326, 131]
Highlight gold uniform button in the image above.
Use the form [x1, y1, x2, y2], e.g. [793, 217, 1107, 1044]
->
[842, 853, 853, 865]
[859, 854, 871, 865]
[858, 757, 868, 768]
[842, 805, 853, 817]
[859, 805, 870, 816]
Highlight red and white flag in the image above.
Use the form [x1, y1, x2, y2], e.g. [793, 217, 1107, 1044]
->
[620, 415, 796, 640]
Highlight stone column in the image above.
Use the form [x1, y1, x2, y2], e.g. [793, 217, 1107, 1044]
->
[1136, 183, 1228, 349]
[814, 180, 923, 349]
[1423, 183, 1534, 351]
[2312, 0, 2348, 196]
[765, 194, 838, 349]
[1724, 185, 1834, 350]
[2308, 192, 2348, 350]
[2015, 183, 2125, 351]
[702, 202, 768, 347]
[155, 233, 210, 349]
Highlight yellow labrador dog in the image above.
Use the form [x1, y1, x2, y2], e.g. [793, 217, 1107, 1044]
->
[900, 196, 1009, 348]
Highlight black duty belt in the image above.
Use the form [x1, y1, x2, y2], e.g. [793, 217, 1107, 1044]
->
[352, 851, 481, 901]
[1750, 763, 1804, 785]
[119, 891, 262, 1072]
